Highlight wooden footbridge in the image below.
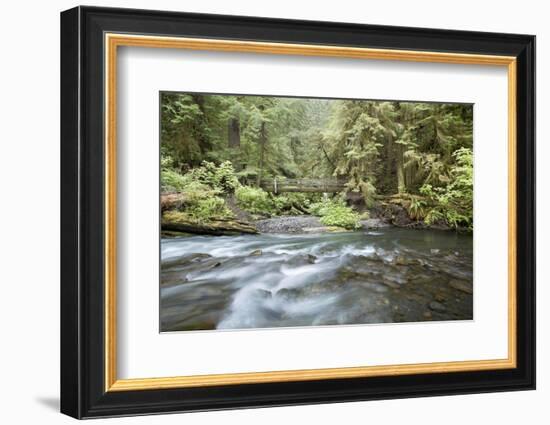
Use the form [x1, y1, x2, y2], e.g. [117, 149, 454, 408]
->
[258, 178, 347, 194]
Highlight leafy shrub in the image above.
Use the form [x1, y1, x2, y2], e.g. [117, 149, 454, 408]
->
[186, 196, 232, 222]
[269, 192, 317, 215]
[419, 147, 473, 230]
[270, 196, 287, 212]
[308, 198, 333, 216]
[186, 160, 240, 193]
[309, 198, 360, 229]
[160, 154, 175, 171]
[161, 169, 187, 192]
[235, 186, 274, 215]
[406, 196, 428, 220]
[423, 207, 445, 226]
[161, 168, 232, 222]
[319, 205, 360, 229]
[181, 180, 212, 196]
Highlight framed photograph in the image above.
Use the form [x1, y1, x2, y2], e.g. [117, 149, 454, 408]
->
[60, 6, 535, 419]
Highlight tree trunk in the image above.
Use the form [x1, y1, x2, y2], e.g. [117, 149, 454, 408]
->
[397, 144, 406, 194]
[228, 117, 240, 148]
[256, 121, 267, 186]
[190, 94, 211, 154]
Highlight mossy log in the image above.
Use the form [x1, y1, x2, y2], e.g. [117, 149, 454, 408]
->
[162, 211, 258, 236]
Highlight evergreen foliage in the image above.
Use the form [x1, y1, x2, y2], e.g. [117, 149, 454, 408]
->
[420, 147, 473, 230]
[160, 93, 473, 230]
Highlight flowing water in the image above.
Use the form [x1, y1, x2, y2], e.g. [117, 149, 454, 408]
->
[160, 227, 473, 332]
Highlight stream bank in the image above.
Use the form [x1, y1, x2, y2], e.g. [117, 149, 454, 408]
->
[161, 191, 464, 237]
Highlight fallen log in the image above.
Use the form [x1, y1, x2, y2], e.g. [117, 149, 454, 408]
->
[161, 192, 190, 212]
[259, 178, 347, 193]
[162, 211, 258, 236]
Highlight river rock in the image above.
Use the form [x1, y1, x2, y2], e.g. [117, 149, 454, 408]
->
[354, 280, 389, 293]
[162, 253, 212, 268]
[381, 277, 401, 289]
[394, 255, 413, 266]
[161, 230, 192, 238]
[159, 275, 189, 288]
[429, 301, 447, 312]
[449, 279, 473, 294]
[255, 216, 322, 234]
[161, 255, 223, 280]
[383, 269, 407, 285]
[435, 293, 447, 302]
[167, 311, 221, 331]
[249, 249, 262, 256]
[360, 218, 390, 229]
[255, 289, 272, 298]
[389, 204, 413, 226]
[275, 287, 301, 300]
[285, 253, 318, 267]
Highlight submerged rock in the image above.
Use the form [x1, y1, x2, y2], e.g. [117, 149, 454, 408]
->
[255, 289, 272, 299]
[394, 255, 414, 266]
[161, 230, 193, 238]
[435, 293, 447, 302]
[275, 287, 301, 300]
[285, 253, 318, 267]
[429, 301, 447, 312]
[161, 254, 223, 284]
[162, 253, 212, 268]
[381, 278, 401, 289]
[306, 254, 317, 264]
[449, 279, 473, 294]
[249, 249, 263, 256]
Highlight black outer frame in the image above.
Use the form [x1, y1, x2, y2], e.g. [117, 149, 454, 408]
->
[60, 5, 536, 419]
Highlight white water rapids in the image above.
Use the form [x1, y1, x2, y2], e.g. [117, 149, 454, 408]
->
[160, 229, 473, 332]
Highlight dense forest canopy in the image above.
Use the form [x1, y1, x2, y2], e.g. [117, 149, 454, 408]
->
[160, 92, 473, 230]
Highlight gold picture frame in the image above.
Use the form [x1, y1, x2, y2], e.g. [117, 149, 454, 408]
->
[104, 33, 517, 392]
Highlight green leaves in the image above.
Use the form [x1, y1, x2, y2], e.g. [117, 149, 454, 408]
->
[186, 160, 240, 193]
[160, 92, 473, 230]
[235, 187, 318, 217]
[419, 147, 473, 230]
[235, 186, 273, 215]
[161, 169, 187, 192]
[309, 198, 360, 230]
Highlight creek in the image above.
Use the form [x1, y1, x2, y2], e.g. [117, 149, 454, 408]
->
[161, 225, 473, 331]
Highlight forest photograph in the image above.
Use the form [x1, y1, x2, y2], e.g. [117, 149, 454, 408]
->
[159, 92, 474, 332]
